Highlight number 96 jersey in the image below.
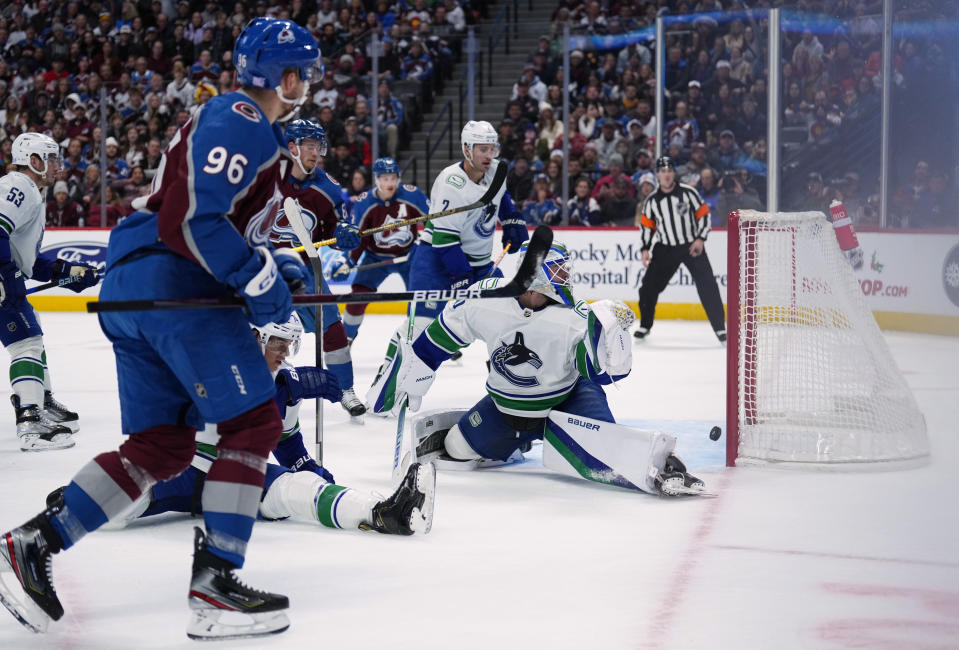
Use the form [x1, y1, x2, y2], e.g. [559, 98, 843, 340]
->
[0, 170, 45, 275]
[130, 92, 288, 273]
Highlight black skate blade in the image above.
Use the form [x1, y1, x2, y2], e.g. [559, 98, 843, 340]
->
[0, 564, 50, 633]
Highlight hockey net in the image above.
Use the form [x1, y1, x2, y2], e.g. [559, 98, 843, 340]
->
[726, 210, 928, 468]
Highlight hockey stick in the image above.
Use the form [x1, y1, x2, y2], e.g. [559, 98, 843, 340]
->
[328, 253, 409, 279]
[27, 277, 80, 294]
[87, 225, 553, 313]
[283, 197, 325, 465]
[489, 242, 510, 275]
[291, 161, 508, 253]
[391, 300, 417, 487]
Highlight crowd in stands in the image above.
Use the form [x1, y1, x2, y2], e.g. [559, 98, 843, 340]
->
[0, 0, 484, 227]
[502, 0, 957, 229]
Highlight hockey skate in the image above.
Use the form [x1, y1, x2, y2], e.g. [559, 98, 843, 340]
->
[633, 327, 649, 340]
[187, 527, 290, 641]
[654, 454, 714, 497]
[340, 388, 367, 419]
[0, 509, 65, 633]
[12, 395, 74, 452]
[42, 391, 79, 433]
[363, 462, 435, 535]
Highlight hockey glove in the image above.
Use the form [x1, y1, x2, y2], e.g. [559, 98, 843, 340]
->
[332, 221, 361, 251]
[296, 458, 335, 484]
[436, 244, 472, 282]
[395, 342, 435, 413]
[272, 432, 336, 483]
[226, 246, 293, 327]
[272, 248, 314, 295]
[500, 217, 529, 252]
[51, 259, 100, 293]
[0, 262, 26, 307]
[328, 255, 353, 278]
[276, 366, 343, 405]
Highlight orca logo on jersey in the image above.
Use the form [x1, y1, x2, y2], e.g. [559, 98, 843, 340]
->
[39, 241, 107, 273]
[271, 204, 319, 245]
[490, 332, 542, 388]
[473, 202, 498, 238]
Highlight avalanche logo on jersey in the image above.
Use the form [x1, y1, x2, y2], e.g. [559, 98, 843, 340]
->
[373, 213, 414, 248]
[245, 187, 284, 247]
[271, 202, 319, 245]
[472, 202, 498, 238]
[490, 332, 542, 387]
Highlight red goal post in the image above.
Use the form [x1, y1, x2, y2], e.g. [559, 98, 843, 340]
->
[725, 210, 928, 468]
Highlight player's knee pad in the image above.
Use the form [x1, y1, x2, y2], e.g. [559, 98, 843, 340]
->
[216, 399, 282, 462]
[322, 320, 349, 353]
[443, 424, 482, 460]
[260, 468, 325, 521]
[5, 335, 43, 359]
[118, 425, 197, 481]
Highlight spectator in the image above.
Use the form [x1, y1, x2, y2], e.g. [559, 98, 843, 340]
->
[633, 98, 657, 143]
[401, 39, 433, 81]
[697, 167, 720, 216]
[103, 136, 131, 181]
[65, 101, 94, 144]
[635, 171, 657, 205]
[110, 165, 150, 210]
[165, 61, 195, 110]
[375, 82, 403, 159]
[498, 118, 520, 161]
[123, 125, 144, 168]
[593, 118, 624, 169]
[804, 171, 838, 215]
[507, 155, 534, 204]
[166, 21, 195, 64]
[345, 167, 369, 203]
[190, 48, 221, 83]
[566, 176, 600, 226]
[511, 85, 540, 126]
[513, 64, 547, 104]
[678, 142, 710, 186]
[597, 177, 637, 227]
[142, 137, 163, 180]
[715, 171, 762, 226]
[665, 45, 689, 94]
[326, 140, 360, 188]
[522, 173, 560, 226]
[535, 102, 563, 161]
[664, 100, 700, 150]
[343, 116, 371, 168]
[46, 180, 84, 227]
[592, 153, 634, 205]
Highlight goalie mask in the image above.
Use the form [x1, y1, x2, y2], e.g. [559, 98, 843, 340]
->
[518, 241, 575, 306]
[253, 312, 303, 356]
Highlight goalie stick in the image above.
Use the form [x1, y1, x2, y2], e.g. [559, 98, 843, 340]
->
[291, 161, 508, 253]
[282, 197, 325, 465]
[87, 225, 553, 313]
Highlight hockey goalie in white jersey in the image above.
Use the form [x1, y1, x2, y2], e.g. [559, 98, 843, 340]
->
[372, 241, 709, 496]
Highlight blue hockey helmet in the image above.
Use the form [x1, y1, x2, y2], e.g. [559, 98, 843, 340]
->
[372, 157, 400, 178]
[234, 18, 321, 109]
[285, 119, 328, 155]
[517, 240, 574, 306]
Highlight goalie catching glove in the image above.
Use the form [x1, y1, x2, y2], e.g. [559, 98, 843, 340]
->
[368, 341, 435, 415]
[578, 299, 635, 382]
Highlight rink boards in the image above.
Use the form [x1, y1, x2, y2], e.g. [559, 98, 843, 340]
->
[28, 227, 959, 336]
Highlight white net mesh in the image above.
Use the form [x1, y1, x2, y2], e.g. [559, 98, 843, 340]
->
[734, 210, 928, 465]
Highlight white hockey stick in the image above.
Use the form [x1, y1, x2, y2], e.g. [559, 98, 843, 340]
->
[283, 197, 325, 465]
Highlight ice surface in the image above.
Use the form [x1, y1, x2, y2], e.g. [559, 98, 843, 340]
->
[0, 313, 956, 649]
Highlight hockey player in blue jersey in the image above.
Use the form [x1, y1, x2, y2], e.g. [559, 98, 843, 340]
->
[0, 19, 321, 640]
[273, 118, 367, 418]
[74, 314, 436, 536]
[339, 157, 429, 349]
[0, 132, 99, 451]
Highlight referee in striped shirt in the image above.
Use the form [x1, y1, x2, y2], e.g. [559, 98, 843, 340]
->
[634, 156, 726, 343]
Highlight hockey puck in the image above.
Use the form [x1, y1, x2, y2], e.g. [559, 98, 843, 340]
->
[709, 426, 722, 441]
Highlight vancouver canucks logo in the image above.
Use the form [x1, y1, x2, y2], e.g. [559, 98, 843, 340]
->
[490, 332, 542, 387]
[271, 204, 318, 245]
[472, 203, 498, 238]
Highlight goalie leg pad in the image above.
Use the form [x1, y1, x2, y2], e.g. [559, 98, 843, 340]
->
[543, 410, 676, 495]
